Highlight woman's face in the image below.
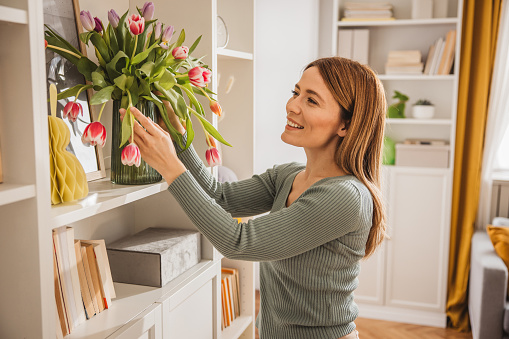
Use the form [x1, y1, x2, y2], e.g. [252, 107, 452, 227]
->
[282, 66, 347, 150]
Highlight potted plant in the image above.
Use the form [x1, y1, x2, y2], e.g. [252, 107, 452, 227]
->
[412, 99, 435, 119]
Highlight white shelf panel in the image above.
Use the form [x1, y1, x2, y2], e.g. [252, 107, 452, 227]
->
[0, 6, 27, 24]
[67, 260, 215, 339]
[386, 118, 453, 125]
[221, 315, 253, 339]
[383, 165, 451, 175]
[0, 184, 36, 206]
[377, 75, 455, 81]
[50, 176, 169, 228]
[217, 49, 254, 61]
[338, 18, 459, 27]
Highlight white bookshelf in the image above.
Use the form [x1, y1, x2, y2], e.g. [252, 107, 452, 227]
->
[0, 0, 256, 338]
[319, 0, 463, 328]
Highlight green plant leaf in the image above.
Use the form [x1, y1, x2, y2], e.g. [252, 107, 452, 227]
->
[144, 96, 184, 147]
[139, 79, 151, 95]
[90, 86, 115, 105]
[106, 50, 129, 80]
[114, 74, 127, 90]
[190, 109, 231, 147]
[117, 10, 129, 52]
[184, 117, 194, 149]
[177, 94, 188, 118]
[128, 81, 139, 106]
[56, 84, 93, 100]
[77, 57, 98, 82]
[90, 32, 111, 63]
[139, 62, 155, 78]
[79, 31, 94, 45]
[107, 25, 119, 54]
[92, 71, 107, 88]
[120, 109, 132, 148]
[158, 70, 176, 90]
[176, 29, 185, 47]
[131, 42, 158, 65]
[188, 35, 202, 55]
[181, 83, 205, 116]
[45, 25, 82, 59]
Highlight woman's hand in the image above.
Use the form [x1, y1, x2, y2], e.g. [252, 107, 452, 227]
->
[153, 91, 186, 136]
[120, 106, 186, 184]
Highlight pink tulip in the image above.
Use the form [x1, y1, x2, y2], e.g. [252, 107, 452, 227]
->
[159, 25, 174, 49]
[205, 147, 221, 167]
[121, 143, 141, 167]
[154, 22, 162, 39]
[108, 9, 120, 28]
[206, 133, 217, 148]
[128, 14, 145, 35]
[188, 67, 212, 87]
[94, 17, 103, 33]
[63, 102, 83, 122]
[141, 2, 155, 21]
[209, 101, 222, 117]
[172, 46, 189, 59]
[81, 122, 106, 147]
[80, 10, 95, 31]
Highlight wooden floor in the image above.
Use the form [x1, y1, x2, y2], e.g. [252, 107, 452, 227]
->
[254, 290, 472, 339]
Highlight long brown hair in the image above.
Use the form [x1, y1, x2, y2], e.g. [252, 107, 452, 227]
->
[305, 57, 387, 258]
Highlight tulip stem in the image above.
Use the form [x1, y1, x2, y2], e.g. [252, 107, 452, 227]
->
[97, 102, 106, 122]
[174, 74, 187, 78]
[74, 86, 86, 103]
[132, 35, 138, 61]
[47, 45, 82, 59]
[199, 87, 213, 102]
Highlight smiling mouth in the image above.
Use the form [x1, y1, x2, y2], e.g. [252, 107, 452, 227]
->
[287, 120, 304, 129]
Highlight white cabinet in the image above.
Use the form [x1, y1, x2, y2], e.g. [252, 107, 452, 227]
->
[0, 0, 256, 338]
[319, 0, 463, 327]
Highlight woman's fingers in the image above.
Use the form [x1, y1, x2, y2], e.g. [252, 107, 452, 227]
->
[130, 107, 160, 136]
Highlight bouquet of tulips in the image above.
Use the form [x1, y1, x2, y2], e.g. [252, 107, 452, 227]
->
[44, 1, 227, 167]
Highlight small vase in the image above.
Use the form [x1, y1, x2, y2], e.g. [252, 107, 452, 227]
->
[111, 100, 162, 185]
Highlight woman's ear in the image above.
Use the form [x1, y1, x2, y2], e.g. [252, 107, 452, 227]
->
[337, 121, 349, 138]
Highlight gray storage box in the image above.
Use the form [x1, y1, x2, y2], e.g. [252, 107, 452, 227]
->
[107, 228, 201, 287]
[395, 143, 450, 168]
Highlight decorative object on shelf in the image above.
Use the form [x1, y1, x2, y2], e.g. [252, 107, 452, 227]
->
[387, 90, 409, 118]
[48, 84, 89, 205]
[44, 2, 231, 184]
[412, 99, 435, 119]
[383, 136, 396, 165]
[43, 0, 106, 182]
[341, 2, 394, 21]
[106, 228, 201, 287]
[217, 15, 229, 48]
[385, 50, 423, 75]
[412, 0, 433, 19]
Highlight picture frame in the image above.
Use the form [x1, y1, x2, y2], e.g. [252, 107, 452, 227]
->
[43, 0, 106, 181]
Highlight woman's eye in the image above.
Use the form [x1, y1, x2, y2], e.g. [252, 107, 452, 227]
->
[308, 98, 318, 105]
[291, 90, 299, 96]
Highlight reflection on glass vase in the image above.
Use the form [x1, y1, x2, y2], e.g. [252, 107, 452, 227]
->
[111, 100, 162, 185]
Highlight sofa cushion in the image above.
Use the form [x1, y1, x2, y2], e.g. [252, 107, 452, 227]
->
[488, 225, 509, 295]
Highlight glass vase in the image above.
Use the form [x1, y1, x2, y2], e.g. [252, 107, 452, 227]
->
[110, 100, 162, 185]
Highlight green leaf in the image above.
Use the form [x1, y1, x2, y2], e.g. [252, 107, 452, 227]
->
[177, 95, 188, 118]
[79, 31, 94, 45]
[77, 57, 98, 82]
[128, 81, 139, 106]
[45, 25, 82, 59]
[90, 86, 115, 105]
[106, 50, 129, 80]
[131, 42, 158, 65]
[188, 35, 202, 55]
[190, 110, 231, 147]
[107, 25, 119, 54]
[114, 74, 127, 91]
[176, 29, 185, 47]
[139, 62, 155, 78]
[117, 10, 129, 52]
[139, 79, 151, 95]
[90, 32, 111, 63]
[158, 70, 176, 90]
[180, 83, 204, 116]
[120, 109, 132, 148]
[56, 84, 93, 100]
[184, 117, 194, 149]
[92, 71, 107, 88]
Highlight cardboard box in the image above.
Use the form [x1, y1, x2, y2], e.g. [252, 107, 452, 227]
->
[107, 228, 201, 287]
[395, 144, 449, 168]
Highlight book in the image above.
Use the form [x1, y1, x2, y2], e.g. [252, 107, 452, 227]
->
[352, 29, 369, 64]
[438, 30, 456, 75]
[341, 17, 395, 21]
[80, 239, 116, 299]
[80, 245, 100, 315]
[55, 304, 64, 339]
[403, 138, 448, 146]
[224, 275, 235, 321]
[80, 241, 112, 309]
[82, 243, 105, 312]
[74, 240, 95, 319]
[221, 279, 231, 327]
[431, 38, 445, 75]
[64, 227, 86, 325]
[387, 50, 422, 64]
[344, 2, 392, 10]
[222, 267, 240, 318]
[337, 29, 353, 59]
[423, 43, 436, 75]
[53, 238, 69, 336]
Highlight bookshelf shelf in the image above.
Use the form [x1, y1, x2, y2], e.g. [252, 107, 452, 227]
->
[0, 183, 36, 206]
[67, 260, 215, 339]
[50, 175, 169, 229]
[337, 18, 459, 27]
[377, 75, 455, 81]
[0, 6, 28, 24]
[222, 315, 254, 339]
[386, 118, 453, 125]
[217, 48, 254, 61]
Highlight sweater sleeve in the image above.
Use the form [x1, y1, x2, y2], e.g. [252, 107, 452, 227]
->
[168, 170, 371, 261]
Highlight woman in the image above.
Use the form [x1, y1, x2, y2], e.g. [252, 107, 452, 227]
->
[122, 57, 387, 339]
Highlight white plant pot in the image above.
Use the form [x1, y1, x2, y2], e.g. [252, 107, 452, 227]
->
[412, 105, 435, 119]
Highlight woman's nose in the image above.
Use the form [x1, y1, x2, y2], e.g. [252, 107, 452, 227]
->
[286, 97, 301, 114]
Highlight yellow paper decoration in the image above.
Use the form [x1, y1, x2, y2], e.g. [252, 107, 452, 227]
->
[48, 115, 89, 205]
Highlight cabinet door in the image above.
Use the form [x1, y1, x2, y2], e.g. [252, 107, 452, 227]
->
[385, 168, 451, 312]
[112, 304, 162, 339]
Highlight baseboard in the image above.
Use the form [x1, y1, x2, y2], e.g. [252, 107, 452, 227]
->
[357, 303, 447, 328]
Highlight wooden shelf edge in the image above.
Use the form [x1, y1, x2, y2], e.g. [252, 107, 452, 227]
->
[0, 184, 36, 206]
[221, 315, 253, 339]
[0, 6, 28, 24]
[337, 17, 459, 27]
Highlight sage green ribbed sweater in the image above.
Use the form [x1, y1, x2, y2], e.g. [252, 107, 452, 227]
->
[167, 144, 373, 339]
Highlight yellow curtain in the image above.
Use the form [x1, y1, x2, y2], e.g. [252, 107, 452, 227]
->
[447, 0, 503, 331]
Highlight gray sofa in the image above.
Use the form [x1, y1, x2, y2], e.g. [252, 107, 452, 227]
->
[469, 217, 509, 339]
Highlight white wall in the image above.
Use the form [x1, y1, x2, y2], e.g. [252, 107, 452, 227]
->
[253, 0, 319, 289]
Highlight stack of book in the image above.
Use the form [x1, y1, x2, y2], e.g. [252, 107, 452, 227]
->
[53, 226, 116, 337]
[423, 30, 457, 75]
[385, 50, 424, 75]
[221, 267, 241, 330]
[342, 2, 394, 21]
